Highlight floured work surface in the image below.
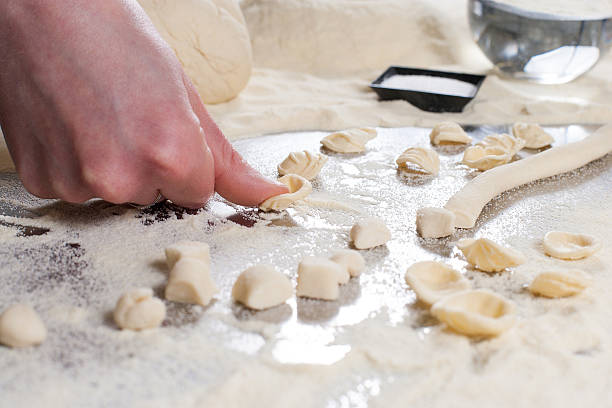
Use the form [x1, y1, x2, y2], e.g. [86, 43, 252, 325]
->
[0, 126, 610, 407]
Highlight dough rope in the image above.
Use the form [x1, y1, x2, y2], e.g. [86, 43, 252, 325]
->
[418, 125, 612, 236]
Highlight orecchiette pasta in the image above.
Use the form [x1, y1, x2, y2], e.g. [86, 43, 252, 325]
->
[542, 231, 601, 260]
[404, 261, 471, 305]
[320, 128, 377, 153]
[278, 150, 328, 180]
[259, 174, 313, 211]
[431, 289, 516, 337]
[396, 147, 440, 175]
[429, 122, 472, 145]
[512, 123, 554, 149]
[456, 238, 526, 272]
[529, 269, 591, 298]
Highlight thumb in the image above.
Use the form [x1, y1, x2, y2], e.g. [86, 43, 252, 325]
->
[185, 82, 288, 206]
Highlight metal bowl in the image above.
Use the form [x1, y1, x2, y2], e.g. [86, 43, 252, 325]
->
[468, 0, 612, 84]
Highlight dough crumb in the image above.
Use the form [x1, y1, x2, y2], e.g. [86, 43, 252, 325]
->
[457, 238, 526, 272]
[429, 122, 472, 145]
[114, 288, 166, 331]
[232, 264, 293, 310]
[259, 174, 313, 211]
[278, 151, 328, 180]
[396, 147, 440, 175]
[0, 304, 47, 348]
[321, 128, 377, 153]
[529, 269, 591, 298]
[543, 231, 601, 260]
[431, 289, 516, 337]
[416, 207, 456, 238]
[350, 217, 391, 249]
[296, 256, 345, 300]
[329, 249, 365, 278]
[166, 258, 218, 306]
[405, 261, 471, 305]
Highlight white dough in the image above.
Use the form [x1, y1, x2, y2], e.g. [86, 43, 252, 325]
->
[543, 231, 601, 260]
[138, 0, 252, 104]
[461, 145, 512, 171]
[404, 261, 471, 305]
[396, 147, 440, 175]
[0, 304, 47, 348]
[416, 207, 456, 238]
[113, 288, 166, 331]
[329, 249, 365, 278]
[419, 125, 612, 235]
[259, 174, 313, 211]
[166, 258, 218, 306]
[350, 217, 391, 249]
[431, 289, 516, 337]
[529, 269, 591, 298]
[457, 238, 526, 272]
[296, 256, 345, 300]
[232, 264, 293, 310]
[165, 240, 211, 270]
[512, 123, 554, 149]
[277, 151, 328, 180]
[320, 128, 377, 153]
[429, 122, 472, 145]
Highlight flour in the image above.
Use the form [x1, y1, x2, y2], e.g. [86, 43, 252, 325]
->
[0, 128, 610, 407]
[379, 75, 478, 97]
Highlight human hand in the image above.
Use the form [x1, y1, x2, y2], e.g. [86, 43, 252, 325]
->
[0, 0, 286, 208]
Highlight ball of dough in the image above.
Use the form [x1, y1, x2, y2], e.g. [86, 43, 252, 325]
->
[0, 304, 47, 348]
[232, 264, 293, 310]
[114, 288, 166, 331]
[166, 258, 218, 306]
[350, 217, 391, 249]
[138, 0, 252, 104]
[416, 207, 456, 238]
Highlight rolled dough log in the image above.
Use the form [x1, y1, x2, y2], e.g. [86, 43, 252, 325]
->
[421, 125, 612, 236]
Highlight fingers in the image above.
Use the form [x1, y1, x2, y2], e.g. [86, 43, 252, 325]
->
[184, 81, 288, 207]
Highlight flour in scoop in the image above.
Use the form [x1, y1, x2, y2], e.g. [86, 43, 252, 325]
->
[379, 75, 478, 97]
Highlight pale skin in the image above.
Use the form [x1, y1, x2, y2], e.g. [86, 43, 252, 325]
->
[0, 0, 287, 208]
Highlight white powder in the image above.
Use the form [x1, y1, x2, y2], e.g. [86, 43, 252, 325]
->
[379, 74, 478, 97]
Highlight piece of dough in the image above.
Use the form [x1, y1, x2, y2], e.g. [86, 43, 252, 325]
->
[350, 217, 391, 249]
[0, 304, 47, 348]
[278, 151, 328, 180]
[416, 207, 456, 238]
[232, 264, 292, 310]
[138, 0, 252, 104]
[165, 240, 210, 270]
[429, 122, 472, 145]
[529, 269, 591, 298]
[114, 288, 166, 331]
[418, 125, 612, 235]
[320, 128, 377, 153]
[404, 261, 471, 305]
[431, 289, 516, 337]
[259, 174, 312, 211]
[542, 231, 601, 260]
[396, 147, 440, 175]
[166, 258, 218, 306]
[461, 145, 511, 171]
[457, 238, 526, 272]
[478, 133, 526, 156]
[512, 123, 554, 149]
[296, 256, 345, 300]
[329, 249, 365, 278]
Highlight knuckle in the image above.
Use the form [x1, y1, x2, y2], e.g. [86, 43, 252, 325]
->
[81, 165, 132, 203]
